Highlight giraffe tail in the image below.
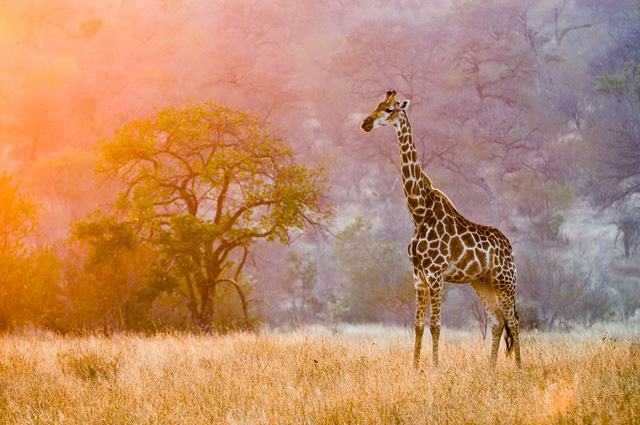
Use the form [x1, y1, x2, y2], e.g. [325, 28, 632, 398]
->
[503, 309, 520, 357]
[504, 325, 514, 356]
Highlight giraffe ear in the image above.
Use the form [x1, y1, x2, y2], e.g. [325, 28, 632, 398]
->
[399, 100, 410, 110]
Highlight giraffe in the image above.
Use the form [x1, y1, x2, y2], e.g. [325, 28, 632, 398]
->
[361, 90, 521, 370]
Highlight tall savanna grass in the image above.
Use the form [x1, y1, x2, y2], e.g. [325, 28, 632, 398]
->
[0, 325, 638, 424]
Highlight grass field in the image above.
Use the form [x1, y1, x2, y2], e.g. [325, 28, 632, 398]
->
[0, 325, 638, 424]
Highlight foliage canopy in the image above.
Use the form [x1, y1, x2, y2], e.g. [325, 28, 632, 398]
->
[96, 101, 331, 330]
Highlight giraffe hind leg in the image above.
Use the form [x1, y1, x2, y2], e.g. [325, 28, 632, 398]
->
[495, 283, 522, 369]
[470, 278, 505, 369]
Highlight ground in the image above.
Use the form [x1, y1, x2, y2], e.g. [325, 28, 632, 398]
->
[0, 324, 638, 424]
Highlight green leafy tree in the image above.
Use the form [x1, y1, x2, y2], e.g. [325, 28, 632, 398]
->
[60, 213, 152, 333]
[96, 101, 330, 331]
[21, 245, 61, 331]
[0, 172, 39, 255]
[0, 172, 41, 329]
[334, 217, 414, 324]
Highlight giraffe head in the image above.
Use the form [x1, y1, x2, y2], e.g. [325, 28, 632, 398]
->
[361, 90, 410, 133]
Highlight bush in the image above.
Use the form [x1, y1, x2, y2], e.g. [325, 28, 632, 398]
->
[517, 301, 541, 330]
[59, 347, 120, 382]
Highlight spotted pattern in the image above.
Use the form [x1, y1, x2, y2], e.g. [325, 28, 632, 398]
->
[361, 91, 521, 370]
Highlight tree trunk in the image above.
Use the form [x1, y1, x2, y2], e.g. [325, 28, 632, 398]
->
[187, 279, 250, 332]
[195, 283, 216, 333]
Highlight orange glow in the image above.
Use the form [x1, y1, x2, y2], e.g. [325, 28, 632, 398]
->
[545, 381, 575, 419]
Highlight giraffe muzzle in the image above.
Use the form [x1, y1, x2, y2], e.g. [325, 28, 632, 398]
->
[361, 117, 374, 133]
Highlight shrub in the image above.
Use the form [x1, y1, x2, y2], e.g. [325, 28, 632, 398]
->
[59, 347, 120, 382]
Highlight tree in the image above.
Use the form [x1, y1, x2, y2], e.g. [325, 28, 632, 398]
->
[332, 0, 565, 228]
[590, 60, 640, 208]
[0, 172, 39, 255]
[508, 170, 575, 242]
[333, 217, 414, 324]
[576, 279, 615, 329]
[618, 275, 640, 322]
[614, 205, 640, 257]
[96, 101, 330, 331]
[517, 252, 591, 330]
[280, 249, 322, 325]
[0, 172, 41, 329]
[61, 213, 152, 333]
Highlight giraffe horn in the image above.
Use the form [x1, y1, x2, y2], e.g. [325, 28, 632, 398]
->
[385, 90, 397, 102]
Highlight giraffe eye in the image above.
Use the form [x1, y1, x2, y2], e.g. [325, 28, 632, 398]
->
[385, 108, 394, 113]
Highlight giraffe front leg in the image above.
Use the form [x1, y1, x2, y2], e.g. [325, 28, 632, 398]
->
[414, 285, 428, 369]
[428, 278, 443, 371]
[489, 315, 504, 369]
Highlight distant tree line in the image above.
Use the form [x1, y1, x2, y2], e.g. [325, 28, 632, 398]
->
[0, 103, 329, 333]
[1, 0, 639, 333]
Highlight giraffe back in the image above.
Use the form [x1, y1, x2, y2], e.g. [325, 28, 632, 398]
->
[408, 187, 515, 286]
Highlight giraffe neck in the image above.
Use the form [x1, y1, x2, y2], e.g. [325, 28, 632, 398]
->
[394, 113, 433, 226]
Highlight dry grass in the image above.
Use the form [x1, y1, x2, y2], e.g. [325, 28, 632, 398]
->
[0, 326, 638, 424]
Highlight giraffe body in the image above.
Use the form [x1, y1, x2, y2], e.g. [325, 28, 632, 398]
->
[361, 91, 521, 370]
